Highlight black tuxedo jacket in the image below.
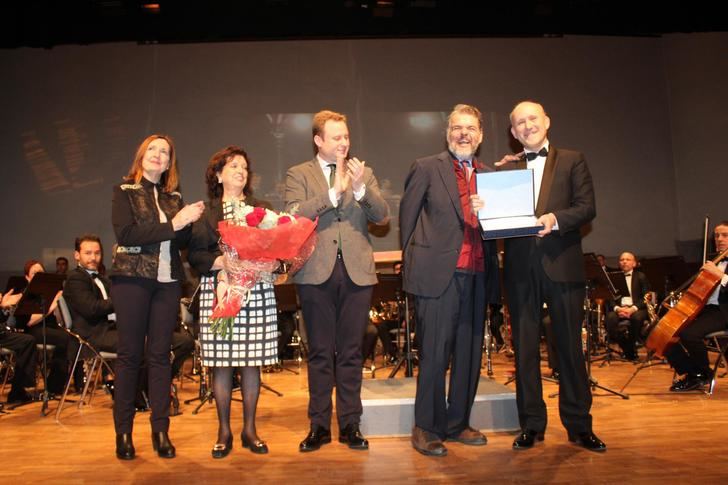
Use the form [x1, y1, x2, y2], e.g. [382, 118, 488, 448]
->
[611, 270, 651, 310]
[400, 150, 499, 300]
[62, 267, 114, 341]
[501, 147, 596, 284]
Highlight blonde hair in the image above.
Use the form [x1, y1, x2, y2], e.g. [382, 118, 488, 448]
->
[312, 110, 347, 139]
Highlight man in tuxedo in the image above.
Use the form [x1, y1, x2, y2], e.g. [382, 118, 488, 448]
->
[63, 234, 118, 352]
[400, 104, 499, 456]
[478, 101, 605, 452]
[604, 251, 651, 360]
[285, 110, 390, 452]
[666, 221, 728, 391]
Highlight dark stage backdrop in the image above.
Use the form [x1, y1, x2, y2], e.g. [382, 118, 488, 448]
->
[1, 34, 726, 275]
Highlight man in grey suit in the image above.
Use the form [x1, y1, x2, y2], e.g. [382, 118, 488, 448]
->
[400, 104, 499, 457]
[285, 110, 390, 452]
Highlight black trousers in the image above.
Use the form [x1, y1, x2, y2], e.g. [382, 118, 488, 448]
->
[605, 309, 648, 357]
[0, 330, 37, 392]
[507, 261, 593, 435]
[26, 324, 71, 394]
[111, 276, 180, 434]
[414, 271, 486, 440]
[297, 258, 372, 429]
[667, 305, 728, 375]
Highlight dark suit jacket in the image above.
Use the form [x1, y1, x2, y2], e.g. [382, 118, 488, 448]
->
[400, 150, 500, 299]
[610, 270, 651, 310]
[284, 158, 390, 286]
[62, 267, 114, 342]
[187, 196, 272, 277]
[502, 147, 596, 284]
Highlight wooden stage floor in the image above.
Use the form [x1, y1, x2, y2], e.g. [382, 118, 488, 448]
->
[2, 350, 727, 484]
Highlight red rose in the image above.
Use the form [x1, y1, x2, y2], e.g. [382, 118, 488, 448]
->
[278, 215, 291, 225]
[245, 207, 267, 227]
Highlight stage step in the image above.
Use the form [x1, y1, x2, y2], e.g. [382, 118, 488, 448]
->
[360, 376, 519, 437]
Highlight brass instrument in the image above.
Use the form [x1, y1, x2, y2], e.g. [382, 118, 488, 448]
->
[369, 300, 399, 327]
[644, 292, 657, 324]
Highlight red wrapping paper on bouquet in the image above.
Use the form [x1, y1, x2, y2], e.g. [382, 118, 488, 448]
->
[217, 217, 317, 263]
[209, 213, 317, 339]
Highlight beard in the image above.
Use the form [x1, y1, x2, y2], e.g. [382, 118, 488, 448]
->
[449, 141, 478, 161]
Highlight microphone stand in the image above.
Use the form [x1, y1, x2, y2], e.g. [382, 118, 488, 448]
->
[38, 295, 52, 416]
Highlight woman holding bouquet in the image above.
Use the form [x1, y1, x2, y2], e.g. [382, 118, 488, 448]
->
[188, 146, 278, 458]
[111, 134, 205, 460]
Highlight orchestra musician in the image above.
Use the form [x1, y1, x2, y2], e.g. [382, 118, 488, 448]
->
[604, 252, 651, 361]
[666, 221, 728, 392]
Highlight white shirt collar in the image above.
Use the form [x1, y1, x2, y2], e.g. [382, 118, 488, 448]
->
[317, 154, 335, 170]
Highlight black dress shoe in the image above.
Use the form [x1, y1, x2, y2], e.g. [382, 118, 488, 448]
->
[151, 431, 176, 458]
[411, 426, 447, 457]
[670, 373, 711, 392]
[211, 436, 233, 459]
[568, 431, 607, 452]
[299, 426, 331, 452]
[242, 432, 269, 454]
[6, 390, 33, 404]
[101, 380, 115, 399]
[116, 433, 135, 460]
[339, 424, 369, 450]
[512, 429, 544, 450]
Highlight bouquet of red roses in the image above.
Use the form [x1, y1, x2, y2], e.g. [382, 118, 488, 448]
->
[209, 201, 317, 339]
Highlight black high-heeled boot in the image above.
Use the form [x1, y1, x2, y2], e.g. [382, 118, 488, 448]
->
[116, 433, 135, 460]
[151, 431, 176, 458]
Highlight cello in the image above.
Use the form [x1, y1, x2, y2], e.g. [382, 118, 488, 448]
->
[646, 247, 728, 357]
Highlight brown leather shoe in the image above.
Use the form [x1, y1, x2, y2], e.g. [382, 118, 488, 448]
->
[448, 426, 487, 446]
[411, 426, 447, 457]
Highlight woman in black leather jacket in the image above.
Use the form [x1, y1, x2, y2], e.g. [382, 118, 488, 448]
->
[110, 134, 204, 461]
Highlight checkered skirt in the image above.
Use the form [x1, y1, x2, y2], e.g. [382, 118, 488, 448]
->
[198, 202, 279, 367]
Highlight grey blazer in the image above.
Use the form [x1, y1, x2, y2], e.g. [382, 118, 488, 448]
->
[284, 158, 390, 286]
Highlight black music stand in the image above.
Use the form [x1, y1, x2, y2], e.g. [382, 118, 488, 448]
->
[381, 274, 416, 378]
[272, 282, 304, 375]
[582, 254, 631, 365]
[4, 275, 27, 294]
[12, 272, 66, 416]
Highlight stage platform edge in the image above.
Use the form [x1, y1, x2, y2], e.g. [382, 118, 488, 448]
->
[361, 376, 519, 437]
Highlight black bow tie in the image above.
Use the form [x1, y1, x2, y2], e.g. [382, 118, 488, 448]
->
[90, 272, 99, 279]
[624, 273, 632, 277]
[525, 147, 548, 162]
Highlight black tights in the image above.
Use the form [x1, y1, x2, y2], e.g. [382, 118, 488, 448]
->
[212, 366, 261, 444]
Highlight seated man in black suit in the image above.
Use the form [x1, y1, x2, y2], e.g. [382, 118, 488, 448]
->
[63, 234, 118, 353]
[666, 221, 728, 391]
[604, 252, 651, 361]
[1, 290, 37, 403]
